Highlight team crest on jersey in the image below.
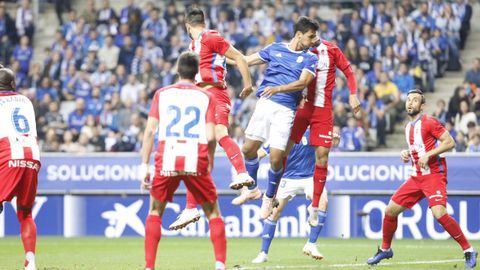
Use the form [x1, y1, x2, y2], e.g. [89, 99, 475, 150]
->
[320, 49, 326, 55]
[296, 56, 304, 63]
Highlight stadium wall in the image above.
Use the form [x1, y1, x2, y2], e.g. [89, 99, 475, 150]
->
[1, 153, 479, 239]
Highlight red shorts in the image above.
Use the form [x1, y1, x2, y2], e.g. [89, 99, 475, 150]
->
[205, 86, 231, 127]
[391, 173, 448, 208]
[290, 101, 334, 147]
[0, 160, 40, 209]
[150, 172, 218, 204]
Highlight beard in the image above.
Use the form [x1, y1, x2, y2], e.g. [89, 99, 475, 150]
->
[407, 107, 421, 116]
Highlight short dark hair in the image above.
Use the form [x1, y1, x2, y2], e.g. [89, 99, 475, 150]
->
[186, 8, 205, 26]
[407, 89, 426, 104]
[177, 52, 199, 80]
[293, 16, 319, 35]
[0, 67, 15, 91]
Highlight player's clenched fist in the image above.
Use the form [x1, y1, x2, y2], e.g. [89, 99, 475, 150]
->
[138, 163, 151, 190]
[400, 150, 410, 163]
[417, 154, 430, 169]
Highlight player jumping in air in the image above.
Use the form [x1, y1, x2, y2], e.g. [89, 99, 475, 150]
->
[287, 38, 360, 227]
[366, 89, 477, 268]
[168, 8, 254, 230]
[233, 17, 320, 220]
[139, 52, 227, 270]
[0, 65, 40, 270]
[251, 128, 338, 263]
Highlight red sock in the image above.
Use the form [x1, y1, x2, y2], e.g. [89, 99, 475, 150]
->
[186, 190, 197, 209]
[437, 214, 471, 250]
[145, 215, 162, 269]
[381, 214, 398, 250]
[209, 217, 227, 264]
[312, 165, 327, 208]
[218, 136, 246, 174]
[17, 211, 36, 254]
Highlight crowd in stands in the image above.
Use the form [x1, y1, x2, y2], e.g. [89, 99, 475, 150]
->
[0, 0, 477, 153]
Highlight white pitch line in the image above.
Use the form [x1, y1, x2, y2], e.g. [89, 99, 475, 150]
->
[236, 258, 464, 269]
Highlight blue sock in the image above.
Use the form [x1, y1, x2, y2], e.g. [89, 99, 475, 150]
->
[308, 210, 327, 244]
[261, 219, 277, 254]
[265, 168, 283, 198]
[245, 158, 259, 190]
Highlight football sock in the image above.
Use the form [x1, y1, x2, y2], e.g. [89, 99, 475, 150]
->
[245, 157, 259, 190]
[261, 219, 277, 254]
[186, 190, 197, 209]
[219, 136, 247, 174]
[17, 210, 36, 254]
[308, 210, 327, 244]
[437, 214, 471, 250]
[209, 217, 227, 264]
[265, 168, 283, 198]
[312, 165, 327, 208]
[381, 214, 398, 250]
[144, 215, 162, 269]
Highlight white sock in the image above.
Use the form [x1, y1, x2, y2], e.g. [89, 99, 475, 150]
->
[215, 261, 226, 270]
[25, 251, 35, 262]
[464, 247, 475, 253]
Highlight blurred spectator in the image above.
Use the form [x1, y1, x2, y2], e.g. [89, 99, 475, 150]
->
[333, 78, 350, 105]
[344, 38, 359, 64]
[359, 0, 376, 25]
[357, 46, 373, 73]
[393, 63, 415, 99]
[374, 72, 400, 132]
[447, 86, 469, 122]
[432, 99, 448, 124]
[333, 102, 349, 128]
[454, 100, 477, 135]
[13, 35, 33, 75]
[339, 117, 365, 152]
[141, 7, 167, 45]
[415, 3, 436, 30]
[467, 133, 480, 153]
[445, 120, 457, 141]
[98, 35, 120, 70]
[68, 98, 88, 134]
[36, 77, 59, 102]
[41, 128, 61, 152]
[417, 29, 435, 92]
[97, 0, 117, 28]
[452, 0, 472, 49]
[465, 58, 480, 88]
[119, 36, 135, 72]
[121, 74, 144, 104]
[98, 101, 119, 131]
[54, 0, 72, 25]
[16, 0, 34, 41]
[60, 130, 81, 152]
[455, 132, 467, 152]
[0, 4, 17, 61]
[362, 91, 386, 147]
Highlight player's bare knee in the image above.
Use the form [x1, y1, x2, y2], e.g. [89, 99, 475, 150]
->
[431, 205, 448, 219]
[215, 125, 228, 141]
[242, 144, 256, 159]
[385, 203, 403, 217]
[201, 202, 221, 220]
[149, 198, 164, 216]
[269, 155, 283, 171]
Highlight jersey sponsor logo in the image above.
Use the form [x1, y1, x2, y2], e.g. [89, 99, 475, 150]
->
[8, 160, 40, 171]
[101, 200, 145, 238]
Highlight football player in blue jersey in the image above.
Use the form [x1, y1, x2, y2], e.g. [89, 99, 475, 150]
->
[228, 17, 321, 220]
[251, 129, 339, 263]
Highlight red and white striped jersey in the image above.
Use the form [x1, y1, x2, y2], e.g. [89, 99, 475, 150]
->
[405, 115, 447, 177]
[307, 40, 353, 109]
[189, 30, 230, 86]
[0, 91, 40, 163]
[149, 82, 215, 175]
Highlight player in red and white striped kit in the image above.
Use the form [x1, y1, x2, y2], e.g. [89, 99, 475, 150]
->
[0, 66, 40, 270]
[288, 39, 360, 226]
[139, 52, 227, 270]
[367, 89, 477, 268]
[169, 8, 255, 231]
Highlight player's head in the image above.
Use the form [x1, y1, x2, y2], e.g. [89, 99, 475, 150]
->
[177, 52, 199, 81]
[0, 66, 16, 91]
[293, 16, 320, 51]
[185, 8, 206, 39]
[406, 89, 426, 117]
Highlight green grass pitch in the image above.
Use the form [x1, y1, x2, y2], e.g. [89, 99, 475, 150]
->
[0, 237, 477, 269]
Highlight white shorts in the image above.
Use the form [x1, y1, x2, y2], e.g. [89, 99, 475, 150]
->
[276, 177, 314, 201]
[244, 98, 295, 151]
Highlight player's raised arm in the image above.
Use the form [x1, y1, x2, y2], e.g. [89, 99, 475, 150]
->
[260, 69, 316, 98]
[224, 46, 254, 97]
[334, 47, 361, 115]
